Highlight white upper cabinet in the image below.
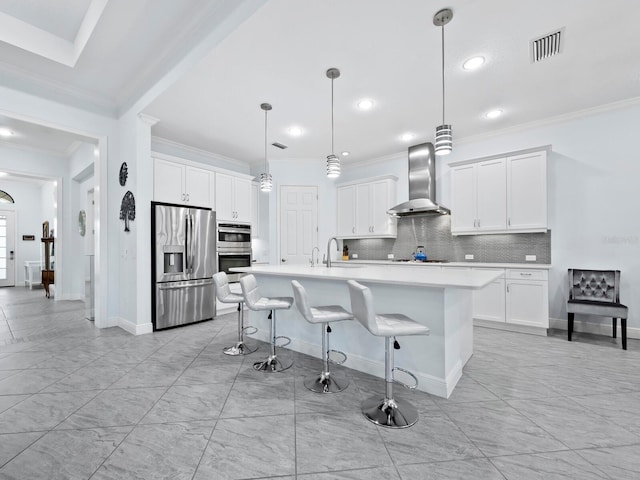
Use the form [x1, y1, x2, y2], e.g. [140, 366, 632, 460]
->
[153, 158, 214, 208]
[451, 159, 506, 233]
[215, 172, 252, 223]
[336, 176, 397, 238]
[450, 148, 547, 235]
[336, 185, 356, 237]
[506, 151, 547, 230]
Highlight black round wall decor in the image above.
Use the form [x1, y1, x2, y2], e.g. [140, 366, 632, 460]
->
[119, 162, 128, 186]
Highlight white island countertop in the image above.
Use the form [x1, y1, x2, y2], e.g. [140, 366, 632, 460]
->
[232, 263, 502, 289]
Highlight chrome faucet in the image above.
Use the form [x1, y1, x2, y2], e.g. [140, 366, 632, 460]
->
[310, 246, 320, 267]
[325, 237, 338, 268]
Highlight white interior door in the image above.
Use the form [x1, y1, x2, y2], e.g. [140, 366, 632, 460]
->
[0, 210, 16, 287]
[279, 186, 318, 265]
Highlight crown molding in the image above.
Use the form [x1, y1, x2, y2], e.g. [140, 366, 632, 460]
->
[458, 96, 640, 146]
[0, 138, 70, 159]
[151, 136, 247, 168]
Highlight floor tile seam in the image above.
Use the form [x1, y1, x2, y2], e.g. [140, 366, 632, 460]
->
[48, 388, 105, 431]
[501, 398, 583, 451]
[0, 430, 48, 470]
[572, 442, 640, 477]
[86, 384, 175, 478]
[433, 398, 513, 461]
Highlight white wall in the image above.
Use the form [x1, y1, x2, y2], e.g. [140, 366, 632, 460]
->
[0, 179, 42, 284]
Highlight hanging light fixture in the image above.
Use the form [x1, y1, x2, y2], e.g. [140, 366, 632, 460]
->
[326, 67, 341, 178]
[259, 102, 273, 192]
[433, 8, 453, 155]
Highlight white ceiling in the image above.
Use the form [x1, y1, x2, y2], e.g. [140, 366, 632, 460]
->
[1, 0, 640, 165]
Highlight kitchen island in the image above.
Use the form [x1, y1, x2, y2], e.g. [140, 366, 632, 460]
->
[232, 264, 502, 398]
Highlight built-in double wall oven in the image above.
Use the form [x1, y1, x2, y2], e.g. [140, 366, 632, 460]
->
[216, 222, 251, 282]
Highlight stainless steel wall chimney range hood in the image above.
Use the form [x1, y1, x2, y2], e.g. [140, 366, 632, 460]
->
[387, 142, 450, 216]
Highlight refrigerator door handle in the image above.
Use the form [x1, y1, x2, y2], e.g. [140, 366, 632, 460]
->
[189, 214, 195, 273]
[158, 278, 214, 290]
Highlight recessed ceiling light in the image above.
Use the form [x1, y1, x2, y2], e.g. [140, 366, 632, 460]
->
[357, 99, 375, 110]
[341, 151, 350, 156]
[463, 56, 485, 70]
[0, 127, 14, 137]
[485, 109, 503, 119]
[400, 133, 415, 141]
[288, 126, 303, 136]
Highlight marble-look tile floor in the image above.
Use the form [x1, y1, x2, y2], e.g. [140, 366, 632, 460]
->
[1, 286, 640, 479]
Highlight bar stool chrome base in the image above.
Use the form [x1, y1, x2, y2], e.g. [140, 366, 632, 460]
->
[223, 341, 258, 356]
[304, 372, 349, 393]
[361, 395, 419, 428]
[253, 354, 293, 372]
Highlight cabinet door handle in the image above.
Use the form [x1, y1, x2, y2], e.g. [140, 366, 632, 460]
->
[371, 226, 374, 232]
[507, 284, 510, 293]
[186, 194, 190, 202]
[352, 227, 355, 233]
[477, 219, 481, 228]
[508, 218, 511, 226]
[520, 272, 532, 276]
[181, 193, 185, 201]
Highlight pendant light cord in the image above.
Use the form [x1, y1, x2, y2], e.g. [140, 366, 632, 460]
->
[331, 76, 335, 155]
[441, 24, 446, 124]
[264, 108, 268, 174]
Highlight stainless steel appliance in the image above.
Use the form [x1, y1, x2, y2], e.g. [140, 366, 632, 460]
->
[387, 142, 450, 216]
[217, 222, 251, 282]
[151, 202, 216, 330]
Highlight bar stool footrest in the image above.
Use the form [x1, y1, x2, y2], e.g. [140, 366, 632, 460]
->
[392, 367, 418, 390]
[361, 395, 419, 428]
[242, 326, 258, 335]
[275, 335, 291, 347]
[327, 349, 347, 365]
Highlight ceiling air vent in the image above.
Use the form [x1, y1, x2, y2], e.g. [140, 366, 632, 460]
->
[271, 142, 288, 149]
[530, 28, 564, 63]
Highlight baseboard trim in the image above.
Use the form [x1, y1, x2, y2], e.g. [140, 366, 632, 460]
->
[550, 316, 639, 339]
[474, 319, 548, 336]
[108, 316, 153, 335]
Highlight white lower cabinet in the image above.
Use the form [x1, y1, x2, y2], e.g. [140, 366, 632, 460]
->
[472, 267, 548, 332]
[472, 268, 506, 323]
[505, 269, 549, 328]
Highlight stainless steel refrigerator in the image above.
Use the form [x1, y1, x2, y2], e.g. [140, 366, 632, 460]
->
[151, 202, 216, 330]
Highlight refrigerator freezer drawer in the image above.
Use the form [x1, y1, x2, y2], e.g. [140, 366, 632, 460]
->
[154, 278, 215, 330]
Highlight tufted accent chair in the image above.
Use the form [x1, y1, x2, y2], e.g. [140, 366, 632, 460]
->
[567, 269, 628, 349]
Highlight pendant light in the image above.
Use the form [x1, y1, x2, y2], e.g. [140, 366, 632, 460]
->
[433, 8, 453, 156]
[259, 102, 272, 192]
[326, 67, 341, 178]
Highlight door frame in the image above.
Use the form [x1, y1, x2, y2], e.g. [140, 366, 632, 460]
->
[0, 209, 17, 287]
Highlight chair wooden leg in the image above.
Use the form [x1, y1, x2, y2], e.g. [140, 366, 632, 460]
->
[568, 312, 574, 341]
[612, 318, 617, 338]
[621, 318, 627, 350]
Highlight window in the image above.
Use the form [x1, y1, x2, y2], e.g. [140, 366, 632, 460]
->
[0, 190, 14, 203]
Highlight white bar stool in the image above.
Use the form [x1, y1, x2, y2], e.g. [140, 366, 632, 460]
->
[347, 280, 430, 428]
[213, 272, 257, 356]
[240, 274, 294, 372]
[291, 280, 353, 393]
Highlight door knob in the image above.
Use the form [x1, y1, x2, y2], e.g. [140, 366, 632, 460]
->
[9, 250, 14, 260]
[281, 258, 287, 263]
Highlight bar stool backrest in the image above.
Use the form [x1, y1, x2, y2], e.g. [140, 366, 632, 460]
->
[347, 280, 380, 336]
[213, 272, 232, 301]
[239, 274, 261, 309]
[291, 280, 313, 323]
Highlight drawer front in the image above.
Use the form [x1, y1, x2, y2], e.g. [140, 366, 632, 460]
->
[506, 269, 548, 281]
